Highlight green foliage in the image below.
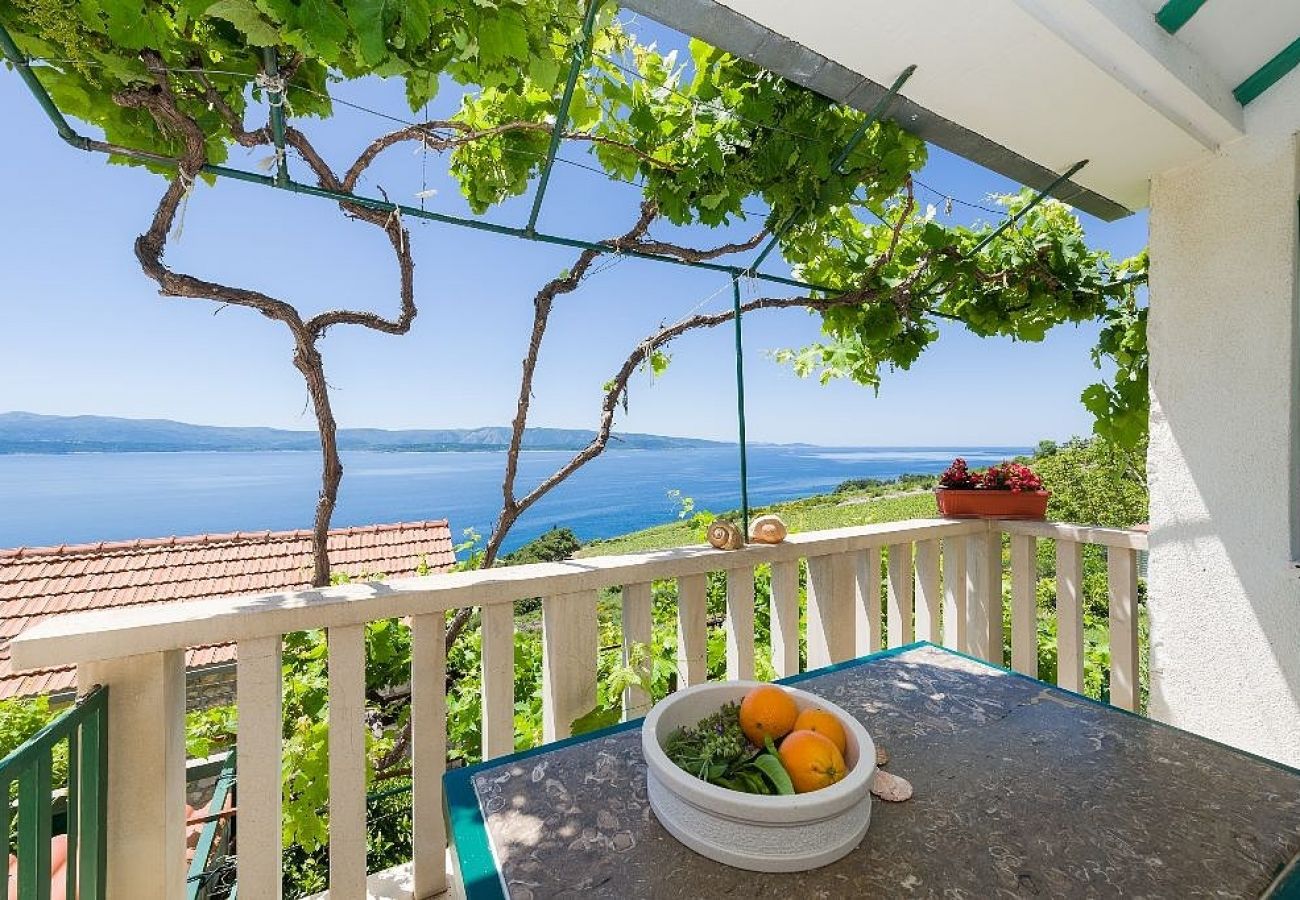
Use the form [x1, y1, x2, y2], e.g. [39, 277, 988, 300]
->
[1, 0, 586, 166]
[777, 193, 1148, 447]
[571, 640, 671, 735]
[1007, 437, 1149, 706]
[647, 349, 671, 379]
[185, 703, 236, 759]
[0, 695, 67, 788]
[500, 526, 582, 566]
[665, 489, 716, 543]
[1034, 436, 1147, 529]
[662, 703, 793, 795]
[832, 473, 936, 495]
[2, 0, 1156, 885]
[585, 490, 936, 557]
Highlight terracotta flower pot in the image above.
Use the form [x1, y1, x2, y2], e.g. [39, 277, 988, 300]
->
[935, 488, 1050, 520]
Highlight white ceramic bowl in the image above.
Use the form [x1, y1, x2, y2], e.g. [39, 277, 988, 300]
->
[642, 680, 875, 872]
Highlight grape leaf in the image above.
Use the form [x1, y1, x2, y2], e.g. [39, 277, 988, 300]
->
[205, 0, 282, 46]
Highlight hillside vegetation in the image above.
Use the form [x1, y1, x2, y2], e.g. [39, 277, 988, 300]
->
[582, 439, 1145, 557]
[581, 483, 937, 557]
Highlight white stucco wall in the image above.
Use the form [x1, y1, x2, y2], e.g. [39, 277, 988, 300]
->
[1147, 74, 1300, 766]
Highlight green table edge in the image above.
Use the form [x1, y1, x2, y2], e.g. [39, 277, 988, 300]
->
[443, 640, 1300, 899]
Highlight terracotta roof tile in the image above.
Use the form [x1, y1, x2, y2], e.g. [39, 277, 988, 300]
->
[0, 520, 455, 699]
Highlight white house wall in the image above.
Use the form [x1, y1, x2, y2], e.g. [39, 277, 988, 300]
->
[1147, 73, 1300, 766]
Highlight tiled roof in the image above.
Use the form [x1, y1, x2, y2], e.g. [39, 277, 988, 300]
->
[0, 521, 456, 699]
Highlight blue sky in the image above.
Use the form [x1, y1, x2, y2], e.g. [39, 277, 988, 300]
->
[0, 19, 1147, 448]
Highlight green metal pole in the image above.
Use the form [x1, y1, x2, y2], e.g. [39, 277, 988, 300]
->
[0, 22, 90, 149]
[748, 64, 917, 275]
[913, 159, 1089, 303]
[965, 159, 1088, 258]
[732, 275, 750, 535]
[261, 47, 289, 187]
[64, 729, 78, 900]
[526, 0, 603, 234]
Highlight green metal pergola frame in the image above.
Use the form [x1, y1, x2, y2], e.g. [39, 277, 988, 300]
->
[1155, 0, 1300, 106]
[0, 5, 1081, 535]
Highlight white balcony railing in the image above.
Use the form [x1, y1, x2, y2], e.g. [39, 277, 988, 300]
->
[9, 517, 1148, 899]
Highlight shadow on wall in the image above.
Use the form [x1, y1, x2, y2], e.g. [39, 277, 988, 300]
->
[1147, 398, 1300, 766]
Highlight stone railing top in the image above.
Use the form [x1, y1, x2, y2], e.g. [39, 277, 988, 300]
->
[10, 518, 1145, 672]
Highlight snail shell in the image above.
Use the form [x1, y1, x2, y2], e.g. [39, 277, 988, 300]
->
[747, 514, 788, 544]
[706, 519, 744, 550]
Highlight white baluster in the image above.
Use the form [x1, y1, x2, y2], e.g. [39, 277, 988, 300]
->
[966, 529, 1004, 664]
[1108, 547, 1140, 710]
[1056, 540, 1085, 692]
[1010, 534, 1038, 676]
[237, 636, 284, 900]
[77, 652, 187, 899]
[914, 539, 941, 643]
[941, 537, 968, 652]
[621, 582, 653, 718]
[854, 547, 883, 655]
[808, 553, 855, 667]
[328, 624, 367, 899]
[676, 574, 708, 687]
[542, 590, 598, 741]
[886, 542, 915, 647]
[411, 614, 447, 898]
[769, 560, 801, 678]
[480, 603, 516, 759]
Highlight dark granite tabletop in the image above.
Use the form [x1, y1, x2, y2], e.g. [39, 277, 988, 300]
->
[445, 643, 1300, 899]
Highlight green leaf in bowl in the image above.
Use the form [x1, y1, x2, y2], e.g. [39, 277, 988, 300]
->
[752, 752, 795, 795]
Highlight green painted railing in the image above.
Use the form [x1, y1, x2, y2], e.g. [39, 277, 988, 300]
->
[0, 687, 107, 900]
[185, 750, 237, 900]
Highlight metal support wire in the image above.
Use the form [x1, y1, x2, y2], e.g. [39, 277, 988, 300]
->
[261, 48, 288, 187]
[526, 0, 603, 234]
[732, 275, 750, 535]
[965, 159, 1088, 258]
[747, 64, 917, 275]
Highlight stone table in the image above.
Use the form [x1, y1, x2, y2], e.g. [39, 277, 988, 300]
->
[445, 643, 1300, 898]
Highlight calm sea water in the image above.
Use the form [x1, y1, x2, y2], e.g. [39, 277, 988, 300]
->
[0, 446, 1026, 552]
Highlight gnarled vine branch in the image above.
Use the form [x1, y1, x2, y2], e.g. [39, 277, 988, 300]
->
[118, 52, 416, 587]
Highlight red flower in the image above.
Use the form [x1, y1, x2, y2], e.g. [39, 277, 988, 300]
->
[939, 458, 1043, 493]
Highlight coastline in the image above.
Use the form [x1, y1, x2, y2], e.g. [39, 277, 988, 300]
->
[0, 445, 1030, 552]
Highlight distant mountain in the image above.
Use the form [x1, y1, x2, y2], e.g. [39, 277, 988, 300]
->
[0, 412, 729, 454]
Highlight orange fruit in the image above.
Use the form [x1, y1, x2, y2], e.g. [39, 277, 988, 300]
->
[792, 707, 848, 756]
[778, 729, 848, 793]
[738, 685, 799, 747]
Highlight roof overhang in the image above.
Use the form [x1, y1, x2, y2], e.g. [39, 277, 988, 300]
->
[625, 0, 1300, 220]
